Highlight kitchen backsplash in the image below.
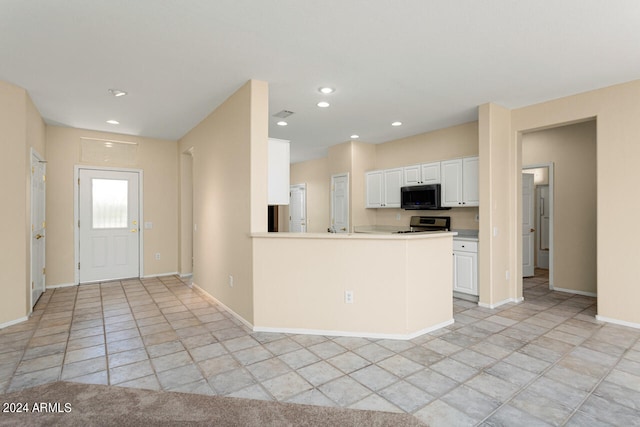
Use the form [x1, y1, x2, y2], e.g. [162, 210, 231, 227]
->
[375, 207, 479, 230]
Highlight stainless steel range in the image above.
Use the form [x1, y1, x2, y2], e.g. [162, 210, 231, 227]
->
[395, 216, 451, 233]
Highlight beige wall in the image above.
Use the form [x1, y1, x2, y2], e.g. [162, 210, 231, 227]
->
[523, 121, 597, 294]
[488, 79, 640, 326]
[0, 81, 46, 325]
[178, 80, 268, 324]
[253, 234, 453, 336]
[45, 126, 179, 286]
[0, 81, 29, 325]
[479, 103, 516, 307]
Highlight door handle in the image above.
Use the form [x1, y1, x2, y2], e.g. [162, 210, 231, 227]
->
[340, 227, 346, 231]
[35, 234, 44, 240]
[530, 228, 535, 232]
[131, 229, 138, 233]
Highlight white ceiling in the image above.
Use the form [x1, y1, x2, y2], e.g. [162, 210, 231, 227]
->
[2, 1, 640, 163]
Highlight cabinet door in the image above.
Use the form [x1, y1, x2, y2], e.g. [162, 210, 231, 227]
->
[403, 165, 422, 186]
[365, 171, 383, 208]
[441, 159, 463, 207]
[421, 162, 441, 184]
[462, 156, 479, 206]
[267, 138, 290, 205]
[453, 251, 477, 295]
[383, 168, 403, 207]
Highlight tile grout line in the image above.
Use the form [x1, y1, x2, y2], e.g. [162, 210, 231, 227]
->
[473, 294, 603, 426]
[3, 289, 59, 392]
[559, 329, 640, 426]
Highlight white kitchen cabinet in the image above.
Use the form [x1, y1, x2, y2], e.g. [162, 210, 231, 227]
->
[365, 168, 402, 208]
[453, 239, 478, 296]
[441, 156, 479, 207]
[403, 162, 440, 186]
[268, 138, 290, 205]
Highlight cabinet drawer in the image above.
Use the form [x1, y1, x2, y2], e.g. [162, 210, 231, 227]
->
[453, 240, 477, 252]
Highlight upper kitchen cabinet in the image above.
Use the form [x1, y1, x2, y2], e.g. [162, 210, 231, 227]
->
[268, 138, 290, 205]
[441, 156, 479, 207]
[366, 168, 403, 208]
[403, 162, 440, 186]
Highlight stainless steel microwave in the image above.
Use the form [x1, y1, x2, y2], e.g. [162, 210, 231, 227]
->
[400, 184, 450, 210]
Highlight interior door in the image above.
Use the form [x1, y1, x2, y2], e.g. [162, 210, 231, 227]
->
[522, 173, 535, 277]
[289, 184, 307, 232]
[79, 169, 140, 283]
[331, 173, 349, 233]
[31, 152, 46, 307]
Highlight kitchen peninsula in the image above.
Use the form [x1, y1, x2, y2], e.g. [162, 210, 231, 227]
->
[251, 231, 456, 339]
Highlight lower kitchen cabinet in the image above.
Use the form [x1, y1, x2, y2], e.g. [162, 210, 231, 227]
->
[453, 239, 478, 296]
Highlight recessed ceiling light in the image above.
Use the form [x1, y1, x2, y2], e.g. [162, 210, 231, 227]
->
[276, 121, 288, 126]
[108, 89, 127, 97]
[319, 87, 334, 94]
[350, 134, 360, 139]
[317, 101, 330, 108]
[391, 121, 403, 126]
[106, 119, 120, 125]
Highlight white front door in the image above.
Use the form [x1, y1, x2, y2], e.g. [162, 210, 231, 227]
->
[522, 173, 535, 277]
[31, 151, 46, 307]
[79, 169, 140, 283]
[289, 184, 307, 232]
[331, 173, 349, 233]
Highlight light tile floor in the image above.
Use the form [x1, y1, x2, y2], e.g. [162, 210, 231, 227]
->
[1, 271, 639, 426]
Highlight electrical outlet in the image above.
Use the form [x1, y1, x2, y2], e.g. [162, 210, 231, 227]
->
[155, 253, 160, 260]
[396, 213, 401, 221]
[505, 270, 510, 280]
[345, 290, 354, 304]
[229, 275, 234, 287]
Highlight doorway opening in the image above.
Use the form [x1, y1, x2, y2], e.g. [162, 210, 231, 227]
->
[330, 173, 349, 233]
[180, 149, 194, 277]
[522, 164, 554, 288]
[289, 183, 307, 232]
[520, 119, 597, 298]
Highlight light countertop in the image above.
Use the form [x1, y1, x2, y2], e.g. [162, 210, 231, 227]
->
[452, 229, 479, 241]
[251, 231, 457, 240]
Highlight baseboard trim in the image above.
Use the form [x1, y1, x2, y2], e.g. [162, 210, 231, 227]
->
[179, 273, 193, 279]
[551, 287, 597, 297]
[478, 297, 523, 309]
[191, 282, 254, 330]
[253, 318, 455, 341]
[0, 316, 29, 330]
[46, 283, 77, 289]
[142, 272, 179, 279]
[595, 315, 640, 330]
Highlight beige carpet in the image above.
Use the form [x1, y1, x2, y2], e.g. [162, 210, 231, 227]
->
[0, 382, 426, 426]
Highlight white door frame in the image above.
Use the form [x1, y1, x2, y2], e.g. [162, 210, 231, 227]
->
[74, 165, 144, 284]
[523, 162, 554, 288]
[30, 148, 46, 310]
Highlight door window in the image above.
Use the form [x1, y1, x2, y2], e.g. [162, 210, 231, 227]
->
[92, 178, 128, 229]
